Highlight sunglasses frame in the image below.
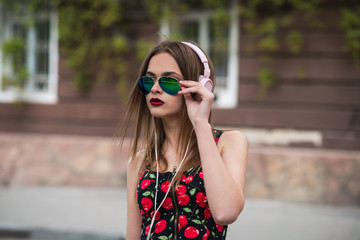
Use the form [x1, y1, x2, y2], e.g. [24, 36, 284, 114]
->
[138, 76, 180, 95]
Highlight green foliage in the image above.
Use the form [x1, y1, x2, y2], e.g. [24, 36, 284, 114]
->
[139, 0, 234, 74]
[142, 0, 232, 21]
[286, 30, 303, 55]
[56, 0, 128, 95]
[0, 0, 33, 95]
[257, 67, 277, 90]
[296, 69, 307, 80]
[1, 0, 359, 98]
[2, 38, 25, 65]
[240, 0, 323, 89]
[136, 40, 155, 61]
[1, 37, 28, 90]
[340, 6, 360, 69]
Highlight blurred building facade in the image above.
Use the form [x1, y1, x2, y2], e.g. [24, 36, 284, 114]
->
[0, 1, 359, 205]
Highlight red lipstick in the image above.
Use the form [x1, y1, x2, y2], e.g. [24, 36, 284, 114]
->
[150, 98, 164, 106]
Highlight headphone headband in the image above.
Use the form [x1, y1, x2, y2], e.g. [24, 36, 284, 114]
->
[181, 42, 211, 78]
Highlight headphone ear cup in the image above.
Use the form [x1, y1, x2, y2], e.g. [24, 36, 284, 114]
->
[199, 75, 213, 91]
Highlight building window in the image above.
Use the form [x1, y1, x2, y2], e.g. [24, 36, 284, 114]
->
[161, 8, 239, 108]
[0, 3, 58, 104]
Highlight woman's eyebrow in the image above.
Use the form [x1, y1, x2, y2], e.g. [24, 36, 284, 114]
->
[145, 71, 156, 77]
[162, 71, 180, 77]
[146, 71, 182, 78]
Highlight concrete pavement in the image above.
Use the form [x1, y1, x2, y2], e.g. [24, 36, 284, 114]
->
[0, 187, 359, 240]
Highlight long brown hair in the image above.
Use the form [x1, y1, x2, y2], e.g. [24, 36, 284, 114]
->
[119, 40, 216, 186]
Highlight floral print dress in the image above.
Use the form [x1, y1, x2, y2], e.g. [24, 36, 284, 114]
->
[137, 131, 227, 240]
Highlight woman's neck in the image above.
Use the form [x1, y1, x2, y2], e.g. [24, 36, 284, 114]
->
[162, 118, 181, 147]
[160, 118, 183, 168]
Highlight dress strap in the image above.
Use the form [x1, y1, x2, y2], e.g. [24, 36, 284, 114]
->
[215, 130, 223, 138]
[215, 130, 223, 144]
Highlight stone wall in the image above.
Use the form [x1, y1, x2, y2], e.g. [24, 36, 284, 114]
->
[0, 133, 128, 188]
[246, 147, 360, 205]
[0, 133, 359, 206]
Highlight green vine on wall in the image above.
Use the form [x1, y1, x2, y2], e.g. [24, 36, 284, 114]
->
[1, 0, 130, 96]
[56, 0, 128, 95]
[1, 0, 359, 97]
[340, 5, 360, 69]
[1, 37, 28, 91]
[140, 0, 233, 79]
[0, 0, 31, 94]
[239, 0, 324, 91]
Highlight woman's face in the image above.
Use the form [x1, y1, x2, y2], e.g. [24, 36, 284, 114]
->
[144, 52, 184, 121]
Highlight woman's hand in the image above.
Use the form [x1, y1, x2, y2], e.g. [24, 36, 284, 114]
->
[178, 80, 214, 127]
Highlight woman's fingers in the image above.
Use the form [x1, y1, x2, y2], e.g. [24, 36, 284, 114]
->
[179, 80, 204, 89]
[178, 80, 214, 99]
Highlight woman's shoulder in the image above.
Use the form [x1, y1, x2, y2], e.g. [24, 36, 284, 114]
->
[216, 130, 248, 147]
[128, 149, 146, 173]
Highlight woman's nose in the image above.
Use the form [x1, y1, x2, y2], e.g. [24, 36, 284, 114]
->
[150, 78, 162, 93]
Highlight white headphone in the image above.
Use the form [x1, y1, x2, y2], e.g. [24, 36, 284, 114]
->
[182, 42, 213, 91]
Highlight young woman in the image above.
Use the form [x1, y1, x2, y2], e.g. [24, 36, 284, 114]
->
[120, 40, 248, 239]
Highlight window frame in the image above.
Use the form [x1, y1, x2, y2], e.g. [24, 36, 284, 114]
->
[160, 8, 239, 108]
[0, 4, 59, 104]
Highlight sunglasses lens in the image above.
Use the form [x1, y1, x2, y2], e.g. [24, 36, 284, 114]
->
[159, 77, 180, 95]
[138, 76, 154, 94]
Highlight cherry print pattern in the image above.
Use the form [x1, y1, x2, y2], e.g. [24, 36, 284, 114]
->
[176, 184, 187, 195]
[199, 171, 204, 179]
[196, 192, 207, 208]
[203, 228, 210, 240]
[204, 207, 212, 219]
[150, 210, 160, 221]
[162, 197, 174, 210]
[140, 197, 153, 213]
[181, 174, 193, 183]
[137, 131, 227, 239]
[145, 225, 150, 236]
[178, 215, 188, 229]
[184, 226, 200, 238]
[154, 220, 167, 233]
[161, 181, 171, 193]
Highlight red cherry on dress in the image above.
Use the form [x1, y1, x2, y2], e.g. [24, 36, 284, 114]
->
[162, 197, 173, 209]
[199, 171, 203, 179]
[154, 220, 167, 233]
[161, 181, 171, 193]
[202, 228, 210, 240]
[176, 184, 187, 195]
[196, 192, 207, 207]
[141, 197, 153, 212]
[178, 215, 188, 229]
[150, 210, 160, 220]
[140, 179, 151, 189]
[181, 174, 186, 182]
[181, 175, 193, 183]
[185, 175, 193, 183]
[204, 207, 211, 219]
[216, 224, 223, 232]
[145, 224, 150, 235]
[184, 226, 199, 239]
[177, 194, 190, 206]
